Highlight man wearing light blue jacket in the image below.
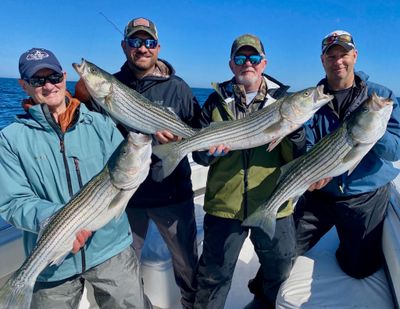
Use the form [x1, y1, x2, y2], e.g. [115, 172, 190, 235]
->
[0, 48, 149, 308]
[295, 31, 400, 279]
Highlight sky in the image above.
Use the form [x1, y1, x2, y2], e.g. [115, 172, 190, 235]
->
[0, 0, 399, 95]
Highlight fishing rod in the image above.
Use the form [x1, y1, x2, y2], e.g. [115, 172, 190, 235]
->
[99, 12, 124, 36]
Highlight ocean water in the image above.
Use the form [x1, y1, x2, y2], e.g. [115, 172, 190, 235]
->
[0, 77, 213, 130]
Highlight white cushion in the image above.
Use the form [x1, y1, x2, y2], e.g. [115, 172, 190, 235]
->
[277, 228, 394, 308]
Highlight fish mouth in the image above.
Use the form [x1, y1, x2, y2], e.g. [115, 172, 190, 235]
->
[314, 84, 333, 103]
[72, 58, 85, 75]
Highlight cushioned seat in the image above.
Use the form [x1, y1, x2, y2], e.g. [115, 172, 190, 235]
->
[276, 227, 394, 308]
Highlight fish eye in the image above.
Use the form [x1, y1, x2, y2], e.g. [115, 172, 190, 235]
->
[304, 91, 310, 96]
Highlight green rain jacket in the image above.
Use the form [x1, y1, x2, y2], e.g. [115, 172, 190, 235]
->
[193, 75, 305, 220]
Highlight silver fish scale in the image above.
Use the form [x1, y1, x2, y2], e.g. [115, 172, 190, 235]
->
[269, 126, 353, 211]
[176, 101, 282, 154]
[108, 80, 196, 138]
[16, 167, 118, 282]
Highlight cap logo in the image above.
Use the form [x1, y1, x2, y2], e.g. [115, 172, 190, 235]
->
[26, 50, 49, 61]
[133, 18, 150, 27]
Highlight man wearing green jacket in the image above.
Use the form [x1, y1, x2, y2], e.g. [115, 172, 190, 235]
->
[193, 35, 305, 309]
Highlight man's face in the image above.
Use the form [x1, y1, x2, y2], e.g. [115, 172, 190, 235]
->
[229, 46, 267, 88]
[122, 31, 160, 72]
[19, 68, 67, 110]
[321, 45, 357, 87]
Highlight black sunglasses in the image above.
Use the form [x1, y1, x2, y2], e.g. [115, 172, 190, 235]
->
[126, 38, 158, 49]
[25, 73, 64, 88]
[233, 55, 263, 66]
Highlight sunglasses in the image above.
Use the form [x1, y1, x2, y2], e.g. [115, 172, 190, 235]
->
[233, 55, 263, 66]
[126, 38, 158, 49]
[322, 34, 354, 47]
[25, 73, 64, 88]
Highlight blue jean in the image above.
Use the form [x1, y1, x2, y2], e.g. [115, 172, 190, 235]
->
[194, 214, 296, 309]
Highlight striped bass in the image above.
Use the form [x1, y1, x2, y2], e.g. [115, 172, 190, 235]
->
[73, 59, 198, 138]
[0, 132, 152, 309]
[242, 93, 393, 239]
[152, 86, 332, 180]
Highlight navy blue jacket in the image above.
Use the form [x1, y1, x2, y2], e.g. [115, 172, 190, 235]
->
[306, 71, 400, 196]
[114, 60, 201, 207]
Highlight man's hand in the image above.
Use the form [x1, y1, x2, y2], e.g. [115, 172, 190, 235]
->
[207, 144, 231, 157]
[308, 177, 332, 191]
[72, 230, 92, 254]
[155, 130, 182, 144]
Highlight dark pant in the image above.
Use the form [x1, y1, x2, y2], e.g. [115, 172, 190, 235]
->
[295, 184, 390, 279]
[126, 199, 198, 309]
[194, 214, 296, 309]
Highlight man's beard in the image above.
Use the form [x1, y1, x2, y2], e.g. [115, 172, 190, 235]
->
[237, 74, 259, 87]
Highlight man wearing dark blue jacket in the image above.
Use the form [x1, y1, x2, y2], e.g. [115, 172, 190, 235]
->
[75, 17, 201, 308]
[295, 30, 400, 278]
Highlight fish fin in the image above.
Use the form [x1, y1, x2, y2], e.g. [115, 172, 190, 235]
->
[342, 150, 368, 175]
[267, 136, 284, 152]
[242, 207, 278, 240]
[108, 190, 134, 221]
[0, 272, 34, 309]
[152, 141, 183, 181]
[50, 251, 71, 266]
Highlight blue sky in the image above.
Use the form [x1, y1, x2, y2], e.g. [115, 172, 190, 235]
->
[0, 0, 399, 95]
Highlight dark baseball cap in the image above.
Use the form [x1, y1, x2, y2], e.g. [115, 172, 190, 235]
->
[230, 34, 265, 59]
[19, 48, 62, 80]
[124, 17, 158, 40]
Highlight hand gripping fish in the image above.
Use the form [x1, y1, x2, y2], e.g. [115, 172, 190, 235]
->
[152, 86, 333, 180]
[73, 59, 198, 138]
[242, 93, 393, 239]
[0, 132, 152, 309]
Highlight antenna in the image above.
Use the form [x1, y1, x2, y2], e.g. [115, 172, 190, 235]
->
[99, 12, 124, 36]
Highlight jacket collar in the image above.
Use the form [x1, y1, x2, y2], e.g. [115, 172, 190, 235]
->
[212, 73, 289, 109]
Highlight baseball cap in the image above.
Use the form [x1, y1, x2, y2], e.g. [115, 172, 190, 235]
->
[19, 48, 62, 80]
[321, 30, 355, 54]
[124, 17, 158, 40]
[230, 34, 265, 59]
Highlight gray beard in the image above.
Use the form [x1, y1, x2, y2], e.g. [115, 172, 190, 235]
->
[237, 75, 259, 87]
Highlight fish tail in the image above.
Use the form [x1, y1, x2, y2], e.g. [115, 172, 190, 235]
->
[152, 141, 183, 181]
[0, 273, 34, 309]
[242, 207, 277, 240]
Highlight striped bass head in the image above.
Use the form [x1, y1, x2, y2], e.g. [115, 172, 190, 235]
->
[108, 132, 152, 190]
[348, 93, 393, 144]
[280, 85, 333, 124]
[72, 59, 113, 109]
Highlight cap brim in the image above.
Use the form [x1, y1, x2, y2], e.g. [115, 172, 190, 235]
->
[323, 42, 354, 54]
[24, 63, 63, 79]
[125, 27, 157, 40]
[231, 44, 264, 58]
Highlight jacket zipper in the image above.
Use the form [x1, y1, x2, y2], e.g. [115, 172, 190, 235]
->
[73, 157, 84, 189]
[73, 156, 86, 273]
[242, 150, 249, 219]
[60, 140, 87, 273]
[60, 139, 73, 197]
